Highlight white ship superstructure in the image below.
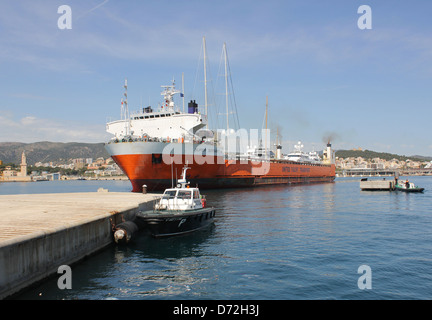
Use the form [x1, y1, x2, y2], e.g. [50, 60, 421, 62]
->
[285, 141, 322, 163]
[106, 80, 207, 142]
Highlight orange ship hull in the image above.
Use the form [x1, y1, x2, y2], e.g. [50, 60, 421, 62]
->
[110, 152, 336, 192]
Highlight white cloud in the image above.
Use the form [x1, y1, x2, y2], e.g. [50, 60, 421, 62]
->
[3, 1, 432, 75]
[0, 113, 108, 143]
[20, 116, 37, 126]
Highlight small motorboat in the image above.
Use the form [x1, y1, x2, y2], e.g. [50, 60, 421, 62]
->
[395, 179, 424, 193]
[134, 165, 216, 237]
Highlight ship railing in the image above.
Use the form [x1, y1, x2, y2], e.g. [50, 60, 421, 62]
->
[108, 135, 218, 145]
[224, 153, 272, 162]
[221, 153, 329, 167]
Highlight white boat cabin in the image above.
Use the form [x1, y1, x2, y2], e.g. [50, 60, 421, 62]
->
[155, 165, 207, 211]
[397, 180, 415, 189]
[156, 187, 205, 211]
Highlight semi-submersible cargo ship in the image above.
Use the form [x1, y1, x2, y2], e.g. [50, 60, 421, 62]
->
[105, 81, 335, 192]
[105, 40, 335, 192]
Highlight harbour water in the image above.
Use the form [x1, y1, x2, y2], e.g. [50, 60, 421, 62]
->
[2, 176, 432, 300]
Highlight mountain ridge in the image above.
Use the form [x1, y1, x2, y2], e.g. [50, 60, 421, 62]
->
[335, 149, 432, 162]
[0, 141, 110, 165]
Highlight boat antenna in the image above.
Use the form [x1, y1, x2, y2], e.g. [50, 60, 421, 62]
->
[176, 161, 191, 188]
[171, 162, 174, 188]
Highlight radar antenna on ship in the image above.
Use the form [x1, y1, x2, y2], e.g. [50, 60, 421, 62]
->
[121, 78, 131, 136]
[161, 79, 181, 112]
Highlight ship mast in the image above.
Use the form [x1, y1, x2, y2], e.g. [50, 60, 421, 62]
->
[121, 78, 130, 136]
[182, 72, 185, 113]
[265, 96, 268, 159]
[224, 42, 229, 132]
[219, 42, 239, 133]
[161, 80, 180, 112]
[203, 36, 208, 129]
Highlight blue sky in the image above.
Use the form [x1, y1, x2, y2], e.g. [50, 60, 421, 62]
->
[1, 0, 432, 156]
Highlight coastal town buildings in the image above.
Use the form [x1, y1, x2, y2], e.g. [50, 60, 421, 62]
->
[335, 156, 430, 170]
[1, 152, 124, 182]
[1, 150, 432, 182]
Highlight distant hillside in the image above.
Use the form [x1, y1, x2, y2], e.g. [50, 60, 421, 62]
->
[335, 149, 432, 162]
[2, 142, 431, 166]
[0, 142, 110, 165]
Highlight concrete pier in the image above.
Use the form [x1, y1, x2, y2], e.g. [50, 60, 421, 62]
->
[0, 191, 156, 299]
[360, 178, 395, 191]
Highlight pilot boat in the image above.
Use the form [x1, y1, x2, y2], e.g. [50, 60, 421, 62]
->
[395, 179, 424, 193]
[135, 165, 216, 237]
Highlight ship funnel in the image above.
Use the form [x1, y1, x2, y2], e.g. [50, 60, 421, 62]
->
[323, 142, 334, 164]
[188, 100, 198, 114]
[276, 144, 282, 159]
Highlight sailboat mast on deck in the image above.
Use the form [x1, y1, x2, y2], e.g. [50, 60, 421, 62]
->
[182, 72, 185, 113]
[265, 96, 268, 159]
[203, 36, 208, 129]
[224, 42, 229, 132]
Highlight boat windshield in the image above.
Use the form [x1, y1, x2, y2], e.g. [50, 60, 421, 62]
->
[177, 190, 192, 199]
[162, 190, 177, 199]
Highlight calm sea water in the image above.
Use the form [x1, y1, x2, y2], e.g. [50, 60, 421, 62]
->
[2, 176, 432, 300]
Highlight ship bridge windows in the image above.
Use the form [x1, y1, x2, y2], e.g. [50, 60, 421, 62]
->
[138, 113, 173, 119]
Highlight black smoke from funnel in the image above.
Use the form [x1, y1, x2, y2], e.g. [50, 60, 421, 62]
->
[322, 132, 340, 145]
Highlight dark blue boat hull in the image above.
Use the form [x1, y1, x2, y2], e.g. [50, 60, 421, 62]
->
[136, 207, 216, 237]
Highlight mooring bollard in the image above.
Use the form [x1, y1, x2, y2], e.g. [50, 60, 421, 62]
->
[142, 185, 147, 194]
